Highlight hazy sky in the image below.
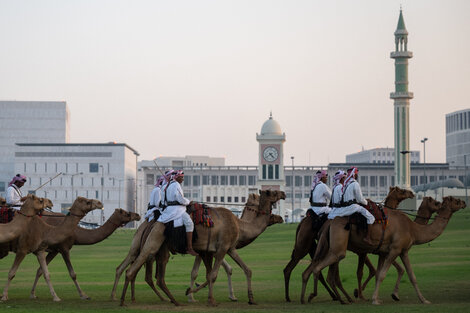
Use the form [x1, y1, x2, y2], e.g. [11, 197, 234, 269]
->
[1, 0, 469, 165]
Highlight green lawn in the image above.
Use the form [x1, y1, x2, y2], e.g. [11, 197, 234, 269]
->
[0, 208, 469, 313]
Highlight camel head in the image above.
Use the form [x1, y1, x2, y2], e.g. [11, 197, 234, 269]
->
[246, 193, 260, 207]
[20, 194, 53, 215]
[268, 214, 284, 226]
[441, 196, 466, 214]
[420, 196, 441, 214]
[69, 197, 104, 217]
[388, 186, 415, 202]
[258, 189, 286, 215]
[0, 197, 6, 206]
[110, 208, 141, 226]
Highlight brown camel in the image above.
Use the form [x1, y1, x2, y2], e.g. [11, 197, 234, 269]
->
[0, 195, 53, 245]
[283, 186, 414, 302]
[29, 208, 140, 300]
[1, 197, 103, 301]
[110, 192, 265, 303]
[301, 196, 465, 305]
[119, 189, 285, 306]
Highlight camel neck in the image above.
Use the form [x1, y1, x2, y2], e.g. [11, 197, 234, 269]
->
[41, 214, 84, 246]
[236, 209, 271, 249]
[411, 208, 452, 245]
[74, 216, 121, 245]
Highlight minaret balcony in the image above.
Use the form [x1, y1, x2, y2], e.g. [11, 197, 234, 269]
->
[390, 91, 414, 99]
[390, 51, 413, 58]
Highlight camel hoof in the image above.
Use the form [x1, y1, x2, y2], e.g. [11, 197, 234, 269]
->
[354, 289, 359, 298]
[172, 301, 182, 306]
[285, 297, 291, 302]
[53, 297, 61, 302]
[308, 293, 316, 303]
[188, 298, 198, 303]
[119, 301, 126, 307]
[372, 299, 383, 305]
[30, 294, 38, 300]
[391, 293, 400, 301]
[81, 295, 91, 300]
[229, 297, 238, 302]
[422, 299, 431, 304]
[185, 287, 191, 296]
[248, 300, 257, 305]
[207, 301, 218, 307]
[300, 299, 306, 305]
[1, 295, 8, 301]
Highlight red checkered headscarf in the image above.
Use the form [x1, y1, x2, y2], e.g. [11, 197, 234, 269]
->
[155, 175, 165, 187]
[9, 174, 27, 187]
[342, 167, 358, 192]
[172, 170, 184, 181]
[311, 170, 328, 190]
[333, 170, 346, 189]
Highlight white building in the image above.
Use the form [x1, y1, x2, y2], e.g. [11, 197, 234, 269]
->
[346, 147, 420, 164]
[0, 101, 69, 194]
[446, 109, 470, 168]
[14, 143, 139, 226]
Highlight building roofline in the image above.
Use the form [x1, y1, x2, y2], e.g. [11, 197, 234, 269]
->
[16, 143, 140, 156]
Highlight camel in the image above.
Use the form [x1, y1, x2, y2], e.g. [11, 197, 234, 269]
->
[301, 196, 465, 305]
[29, 208, 141, 300]
[110, 192, 266, 303]
[283, 186, 414, 302]
[119, 189, 285, 306]
[0, 195, 53, 245]
[1, 197, 103, 302]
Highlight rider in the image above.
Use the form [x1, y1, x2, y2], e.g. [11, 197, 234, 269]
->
[158, 170, 198, 256]
[6, 174, 27, 210]
[309, 170, 332, 216]
[328, 167, 375, 245]
[329, 170, 346, 209]
[145, 175, 165, 222]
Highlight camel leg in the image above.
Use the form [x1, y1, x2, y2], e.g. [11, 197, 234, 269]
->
[59, 249, 90, 300]
[2, 252, 26, 301]
[221, 258, 237, 301]
[227, 248, 255, 305]
[155, 248, 180, 306]
[391, 260, 404, 301]
[332, 262, 354, 303]
[187, 255, 202, 302]
[186, 253, 212, 296]
[36, 250, 61, 301]
[307, 269, 337, 302]
[371, 253, 398, 305]
[283, 248, 306, 302]
[206, 251, 227, 306]
[30, 250, 59, 299]
[324, 263, 350, 304]
[111, 251, 137, 300]
[400, 251, 430, 304]
[300, 261, 316, 304]
[120, 223, 165, 306]
[143, 256, 165, 302]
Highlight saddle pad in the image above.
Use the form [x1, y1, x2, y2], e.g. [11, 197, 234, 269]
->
[365, 200, 388, 227]
[189, 203, 214, 227]
[0, 206, 14, 224]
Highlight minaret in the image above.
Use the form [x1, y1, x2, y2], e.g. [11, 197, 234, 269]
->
[391, 9, 413, 188]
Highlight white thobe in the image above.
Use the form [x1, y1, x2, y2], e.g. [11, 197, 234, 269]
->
[6, 185, 23, 210]
[310, 182, 332, 215]
[328, 180, 375, 224]
[145, 186, 162, 222]
[330, 184, 343, 207]
[157, 181, 193, 230]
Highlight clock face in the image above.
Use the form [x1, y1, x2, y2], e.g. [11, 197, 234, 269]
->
[263, 147, 278, 162]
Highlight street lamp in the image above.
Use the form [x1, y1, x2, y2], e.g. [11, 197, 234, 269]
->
[99, 165, 104, 225]
[421, 137, 428, 196]
[291, 156, 294, 223]
[70, 172, 83, 204]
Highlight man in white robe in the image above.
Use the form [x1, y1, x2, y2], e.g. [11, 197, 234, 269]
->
[6, 174, 27, 210]
[330, 170, 346, 209]
[328, 167, 375, 244]
[145, 175, 164, 222]
[158, 170, 198, 256]
[309, 170, 332, 216]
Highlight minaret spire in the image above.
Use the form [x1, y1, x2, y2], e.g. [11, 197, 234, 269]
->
[391, 9, 413, 189]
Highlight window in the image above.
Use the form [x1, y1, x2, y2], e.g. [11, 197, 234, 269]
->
[391, 176, 395, 186]
[234, 196, 239, 203]
[370, 176, 377, 187]
[429, 176, 436, 183]
[146, 174, 154, 185]
[89, 163, 99, 173]
[221, 175, 228, 185]
[213, 196, 217, 202]
[295, 193, 302, 199]
[96, 190, 99, 199]
[286, 175, 292, 187]
[248, 176, 256, 185]
[295, 176, 302, 187]
[220, 196, 225, 202]
[211, 175, 219, 185]
[360, 176, 368, 186]
[45, 163, 48, 173]
[420, 176, 427, 184]
[239, 176, 246, 185]
[206, 196, 210, 202]
[230, 176, 237, 185]
[184, 175, 191, 186]
[268, 165, 274, 179]
[241, 196, 246, 203]
[193, 176, 200, 186]
[411, 176, 418, 186]
[304, 176, 312, 187]
[228, 197, 232, 203]
[379, 176, 387, 187]
[192, 192, 199, 199]
[262, 164, 266, 179]
[0, 182, 5, 192]
[203, 175, 210, 185]
[275, 165, 279, 179]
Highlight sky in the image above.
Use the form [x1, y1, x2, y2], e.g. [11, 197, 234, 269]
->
[1, 0, 469, 166]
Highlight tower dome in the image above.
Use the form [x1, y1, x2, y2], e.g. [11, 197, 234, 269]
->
[260, 113, 282, 136]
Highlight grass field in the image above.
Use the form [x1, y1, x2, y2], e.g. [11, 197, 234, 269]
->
[0, 208, 469, 313]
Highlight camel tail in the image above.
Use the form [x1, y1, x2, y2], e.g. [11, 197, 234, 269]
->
[313, 224, 330, 262]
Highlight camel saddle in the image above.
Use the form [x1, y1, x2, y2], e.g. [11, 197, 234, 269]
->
[188, 203, 214, 228]
[345, 200, 388, 232]
[0, 206, 14, 224]
[306, 209, 328, 231]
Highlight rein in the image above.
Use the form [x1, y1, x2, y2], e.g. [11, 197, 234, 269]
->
[15, 210, 39, 218]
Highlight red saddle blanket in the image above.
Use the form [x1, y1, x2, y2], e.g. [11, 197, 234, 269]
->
[364, 200, 388, 227]
[189, 203, 214, 227]
[0, 206, 14, 224]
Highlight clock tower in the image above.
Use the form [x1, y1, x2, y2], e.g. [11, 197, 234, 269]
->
[256, 113, 286, 191]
